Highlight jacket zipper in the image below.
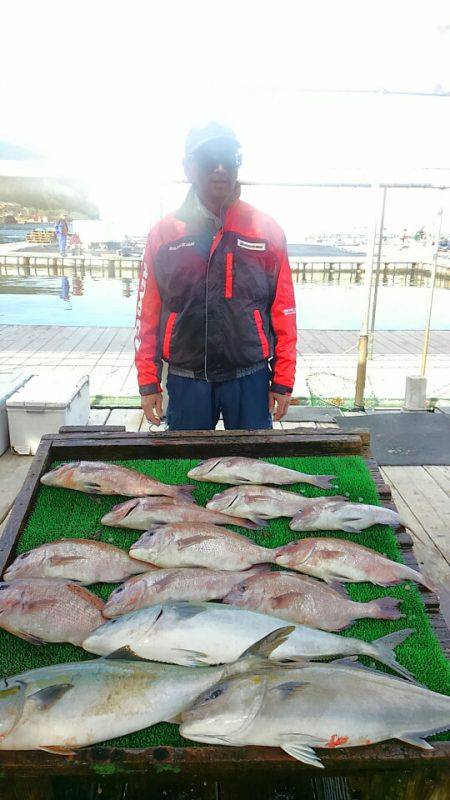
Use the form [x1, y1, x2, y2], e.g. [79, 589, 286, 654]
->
[204, 212, 225, 381]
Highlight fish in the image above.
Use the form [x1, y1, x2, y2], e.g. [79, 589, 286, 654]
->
[223, 570, 403, 631]
[290, 498, 402, 533]
[82, 601, 415, 680]
[128, 524, 277, 570]
[180, 661, 450, 767]
[0, 627, 290, 752]
[101, 498, 263, 530]
[206, 486, 346, 523]
[275, 537, 434, 589]
[188, 457, 337, 490]
[40, 461, 195, 500]
[103, 565, 270, 617]
[0, 579, 105, 646]
[4, 539, 151, 585]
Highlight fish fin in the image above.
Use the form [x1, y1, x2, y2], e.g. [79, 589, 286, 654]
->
[328, 580, 349, 596]
[281, 737, 324, 768]
[49, 555, 84, 566]
[103, 646, 149, 661]
[397, 735, 434, 750]
[83, 482, 103, 493]
[374, 628, 414, 650]
[172, 648, 210, 667]
[175, 485, 197, 500]
[312, 475, 338, 490]
[370, 628, 417, 682]
[0, 681, 27, 736]
[240, 626, 295, 660]
[1, 624, 45, 646]
[39, 745, 78, 756]
[271, 592, 303, 610]
[63, 583, 105, 612]
[330, 656, 358, 666]
[236, 517, 267, 530]
[29, 683, 74, 711]
[172, 602, 206, 622]
[271, 680, 311, 700]
[367, 596, 403, 621]
[340, 524, 364, 533]
[151, 573, 177, 591]
[176, 535, 215, 550]
[17, 598, 54, 613]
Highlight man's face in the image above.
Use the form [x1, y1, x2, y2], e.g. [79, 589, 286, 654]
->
[184, 141, 241, 208]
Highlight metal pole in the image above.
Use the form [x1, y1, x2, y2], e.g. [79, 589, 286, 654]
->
[353, 184, 382, 410]
[420, 207, 443, 376]
[367, 186, 387, 359]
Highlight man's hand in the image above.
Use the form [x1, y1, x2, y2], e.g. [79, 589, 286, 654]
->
[269, 391, 291, 422]
[141, 393, 163, 426]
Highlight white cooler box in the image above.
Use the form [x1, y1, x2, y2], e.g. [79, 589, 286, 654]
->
[7, 375, 90, 455]
[0, 372, 33, 455]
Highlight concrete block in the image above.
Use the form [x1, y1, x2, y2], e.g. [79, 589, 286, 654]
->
[403, 375, 427, 412]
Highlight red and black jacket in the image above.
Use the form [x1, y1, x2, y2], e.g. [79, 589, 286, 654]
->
[135, 189, 297, 395]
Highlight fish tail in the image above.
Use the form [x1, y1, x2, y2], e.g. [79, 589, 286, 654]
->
[366, 595, 403, 621]
[368, 628, 417, 681]
[233, 516, 268, 531]
[173, 485, 197, 501]
[402, 567, 436, 592]
[313, 474, 338, 490]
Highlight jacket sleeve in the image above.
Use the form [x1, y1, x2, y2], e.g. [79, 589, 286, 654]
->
[134, 232, 162, 395]
[270, 235, 297, 395]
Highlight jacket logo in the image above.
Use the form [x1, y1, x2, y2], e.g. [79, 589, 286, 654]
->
[168, 241, 195, 251]
[237, 238, 266, 252]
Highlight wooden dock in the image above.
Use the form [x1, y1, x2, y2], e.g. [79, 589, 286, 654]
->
[0, 325, 449, 403]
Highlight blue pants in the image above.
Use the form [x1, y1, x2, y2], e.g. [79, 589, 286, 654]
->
[57, 234, 67, 256]
[166, 367, 273, 431]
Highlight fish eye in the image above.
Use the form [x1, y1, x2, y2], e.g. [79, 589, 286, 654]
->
[209, 688, 222, 700]
[0, 584, 8, 591]
[238, 585, 247, 593]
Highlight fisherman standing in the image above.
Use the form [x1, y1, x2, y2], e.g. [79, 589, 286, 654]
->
[55, 215, 69, 257]
[135, 122, 297, 431]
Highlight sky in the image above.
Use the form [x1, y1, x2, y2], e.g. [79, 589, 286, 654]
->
[1, 0, 450, 237]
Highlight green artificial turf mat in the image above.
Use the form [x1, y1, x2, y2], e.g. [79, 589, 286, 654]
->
[0, 454, 448, 750]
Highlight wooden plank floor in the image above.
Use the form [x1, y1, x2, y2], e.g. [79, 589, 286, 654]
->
[1, 326, 449, 402]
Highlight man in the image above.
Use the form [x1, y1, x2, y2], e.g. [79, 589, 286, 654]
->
[55, 215, 69, 257]
[135, 121, 297, 430]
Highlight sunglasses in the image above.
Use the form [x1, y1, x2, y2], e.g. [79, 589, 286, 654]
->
[191, 148, 242, 173]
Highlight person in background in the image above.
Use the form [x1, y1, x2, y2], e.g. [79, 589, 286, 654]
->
[55, 215, 69, 256]
[135, 121, 297, 431]
[70, 231, 82, 255]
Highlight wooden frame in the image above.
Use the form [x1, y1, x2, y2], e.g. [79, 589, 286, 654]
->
[0, 426, 449, 786]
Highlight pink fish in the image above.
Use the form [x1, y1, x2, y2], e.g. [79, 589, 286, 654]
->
[223, 569, 403, 631]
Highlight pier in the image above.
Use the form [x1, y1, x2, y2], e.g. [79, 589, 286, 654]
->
[1, 250, 450, 287]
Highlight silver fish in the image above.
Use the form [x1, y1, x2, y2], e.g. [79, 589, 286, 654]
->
[4, 539, 150, 585]
[223, 570, 403, 631]
[206, 486, 346, 523]
[180, 662, 450, 767]
[290, 498, 402, 533]
[0, 579, 105, 646]
[276, 537, 434, 589]
[128, 524, 276, 570]
[82, 601, 414, 680]
[188, 457, 336, 490]
[0, 628, 289, 752]
[41, 461, 195, 500]
[101, 498, 263, 530]
[104, 566, 269, 617]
